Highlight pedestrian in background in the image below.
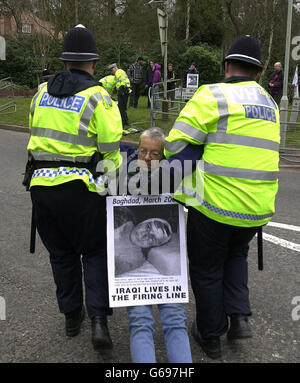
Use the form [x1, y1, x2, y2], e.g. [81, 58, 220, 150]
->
[127, 56, 144, 108]
[152, 63, 161, 110]
[268, 61, 284, 105]
[164, 35, 280, 359]
[145, 60, 155, 108]
[23, 24, 123, 351]
[184, 61, 199, 88]
[167, 63, 176, 108]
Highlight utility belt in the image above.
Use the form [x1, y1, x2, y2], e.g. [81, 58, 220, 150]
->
[34, 160, 93, 170]
[22, 152, 103, 191]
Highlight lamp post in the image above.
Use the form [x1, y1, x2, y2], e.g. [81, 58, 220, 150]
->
[147, 0, 169, 119]
[280, 0, 294, 150]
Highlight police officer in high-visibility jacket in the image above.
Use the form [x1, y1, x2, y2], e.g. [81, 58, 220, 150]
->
[164, 35, 280, 359]
[24, 24, 123, 350]
[108, 63, 131, 128]
[99, 75, 116, 98]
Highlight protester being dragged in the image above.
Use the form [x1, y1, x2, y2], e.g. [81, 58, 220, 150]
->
[118, 127, 193, 363]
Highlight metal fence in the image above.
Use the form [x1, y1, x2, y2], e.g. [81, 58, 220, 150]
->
[149, 80, 197, 128]
[280, 97, 300, 164]
[0, 77, 16, 114]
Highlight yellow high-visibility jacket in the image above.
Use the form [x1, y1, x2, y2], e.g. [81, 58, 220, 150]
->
[27, 82, 123, 193]
[164, 79, 280, 227]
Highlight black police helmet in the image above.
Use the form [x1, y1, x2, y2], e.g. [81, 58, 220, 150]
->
[60, 24, 100, 62]
[224, 35, 263, 70]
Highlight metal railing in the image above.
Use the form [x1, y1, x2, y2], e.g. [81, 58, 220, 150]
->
[0, 77, 17, 114]
[280, 97, 300, 164]
[149, 79, 194, 127]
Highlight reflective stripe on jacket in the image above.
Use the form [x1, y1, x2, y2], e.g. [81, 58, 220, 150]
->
[27, 83, 123, 193]
[164, 80, 280, 227]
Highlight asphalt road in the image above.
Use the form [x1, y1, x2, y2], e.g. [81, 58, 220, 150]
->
[0, 128, 299, 366]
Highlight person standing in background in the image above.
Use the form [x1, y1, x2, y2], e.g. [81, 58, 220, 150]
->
[268, 62, 284, 105]
[152, 63, 161, 110]
[127, 56, 144, 108]
[167, 63, 176, 108]
[145, 60, 155, 108]
[184, 62, 199, 88]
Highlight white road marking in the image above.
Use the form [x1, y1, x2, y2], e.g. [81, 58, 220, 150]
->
[267, 221, 300, 232]
[262, 233, 300, 253]
[184, 209, 300, 252]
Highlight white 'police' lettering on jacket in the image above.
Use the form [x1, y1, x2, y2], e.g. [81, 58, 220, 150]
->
[39, 92, 86, 113]
[243, 105, 277, 123]
[227, 86, 276, 108]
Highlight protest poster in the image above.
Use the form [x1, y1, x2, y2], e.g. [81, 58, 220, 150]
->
[106, 195, 189, 308]
[186, 73, 199, 89]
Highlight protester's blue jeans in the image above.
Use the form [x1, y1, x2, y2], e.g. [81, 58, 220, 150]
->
[127, 303, 192, 363]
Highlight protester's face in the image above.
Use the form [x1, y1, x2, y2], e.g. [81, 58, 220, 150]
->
[138, 137, 164, 171]
[168, 64, 173, 71]
[190, 64, 195, 70]
[130, 219, 172, 248]
[150, 61, 155, 69]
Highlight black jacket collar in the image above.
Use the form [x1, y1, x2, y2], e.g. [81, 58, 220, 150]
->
[223, 76, 256, 84]
[47, 69, 99, 98]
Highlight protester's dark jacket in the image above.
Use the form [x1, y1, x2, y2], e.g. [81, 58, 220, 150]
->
[47, 69, 99, 97]
[268, 70, 283, 96]
[145, 66, 154, 87]
[167, 70, 176, 90]
[184, 68, 199, 87]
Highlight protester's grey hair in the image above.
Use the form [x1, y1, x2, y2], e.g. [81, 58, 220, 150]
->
[139, 127, 166, 145]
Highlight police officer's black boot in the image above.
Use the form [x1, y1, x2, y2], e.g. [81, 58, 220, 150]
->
[191, 320, 221, 359]
[227, 315, 252, 340]
[91, 316, 113, 350]
[65, 308, 85, 337]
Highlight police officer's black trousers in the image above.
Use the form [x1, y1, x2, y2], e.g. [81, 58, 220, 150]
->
[30, 180, 112, 319]
[118, 93, 129, 127]
[187, 208, 259, 339]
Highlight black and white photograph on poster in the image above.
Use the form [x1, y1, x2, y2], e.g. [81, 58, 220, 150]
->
[186, 73, 199, 89]
[106, 195, 189, 308]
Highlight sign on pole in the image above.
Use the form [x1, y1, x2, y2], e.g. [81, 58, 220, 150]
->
[0, 36, 6, 61]
[157, 8, 167, 58]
